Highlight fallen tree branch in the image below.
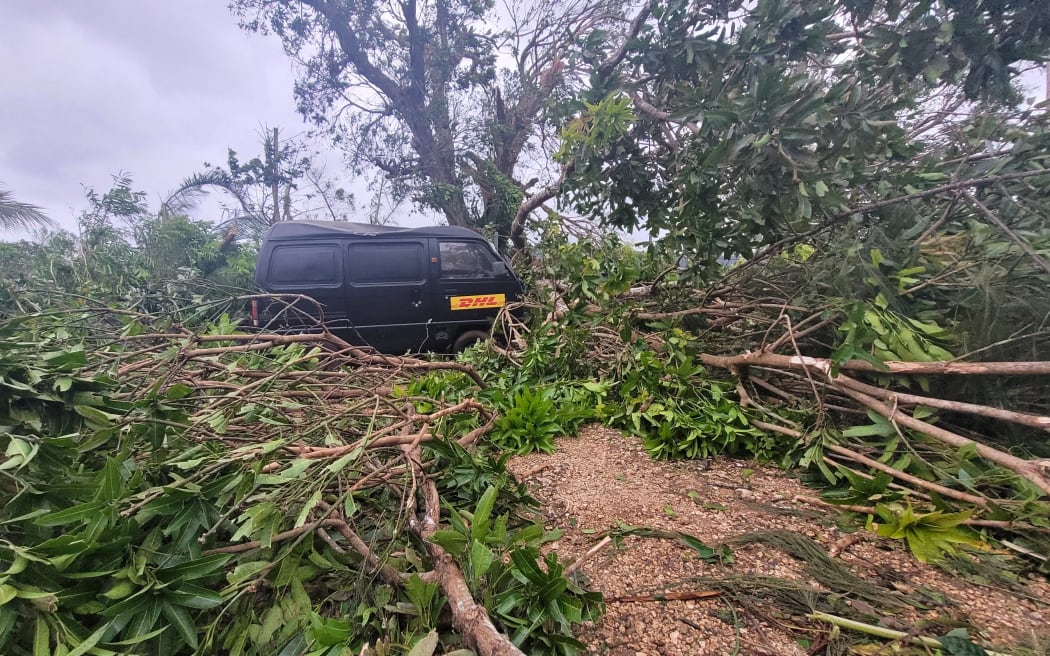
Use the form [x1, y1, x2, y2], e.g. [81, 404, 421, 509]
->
[565, 536, 613, 576]
[835, 374, 1050, 434]
[823, 443, 990, 508]
[839, 385, 1050, 497]
[402, 440, 525, 656]
[792, 496, 1024, 530]
[808, 611, 1011, 656]
[750, 420, 985, 505]
[706, 353, 1050, 496]
[700, 351, 1050, 377]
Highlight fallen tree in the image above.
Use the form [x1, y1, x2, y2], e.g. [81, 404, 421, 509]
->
[0, 307, 599, 655]
[491, 223, 1050, 571]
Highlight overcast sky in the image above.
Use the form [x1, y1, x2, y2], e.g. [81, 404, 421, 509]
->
[0, 0, 319, 238]
[2, 3, 1047, 243]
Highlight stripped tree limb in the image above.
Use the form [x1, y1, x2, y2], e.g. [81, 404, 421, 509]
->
[838, 386, 1050, 496]
[699, 351, 1050, 377]
[822, 443, 989, 508]
[564, 536, 613, 576]
[705, 353, 1050, 496]
[752, 419, 990, 506]
[401, 442, 526, 656]
[834, 374, 1050, 433]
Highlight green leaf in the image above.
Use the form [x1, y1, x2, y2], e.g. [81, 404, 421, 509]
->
[0, 604, 14, 645]
[510, 549, 547, 586]
[102, 580, 137, 601]
[939, 628, 988, 655]
[0, 584, 16, 606]
[0, 437, 36, 471]
[325, 447, 362, 474]
[35, 501, 105, 527]
[259, 605, 284, 644]
[162, 601, 198, 650]
[309, 614, 351, 646]
[167, 583, 224, 609]
[227, 560, 269, 585]
[75, 405, 121, 428]
[106, 625, 169, 646]
[95, 458, 123, 502]
[294, 490, 323, 529]
[65, 624, 108, 656]
[430, 530, 468, 557]
[157, 554, 231, 583]
[406, 630, 439, 656]
[471, 485, 498, 543]
[469, 539, 495, 579]
[165, 383, 193, 400]
[33, 616, 49, 656]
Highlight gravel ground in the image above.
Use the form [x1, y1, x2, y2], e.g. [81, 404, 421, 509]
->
[507, 425, 1050, 655]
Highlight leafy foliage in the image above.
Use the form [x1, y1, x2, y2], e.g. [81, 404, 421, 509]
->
[561, 0, 1050, 273]
[0, 175, 255, 322]
[487, 386, 594, 455]
[871, 504, 987, 563]
[430, 487, 603, 655]
[0, 291, 614, 656]
[832, 297, 954, 369]
[938, 628, 990, 656]
[607, 332, 776, 461]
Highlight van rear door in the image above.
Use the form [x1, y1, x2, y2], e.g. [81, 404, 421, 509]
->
[345, 239, 434, 353]
[260, 241, 346, 329]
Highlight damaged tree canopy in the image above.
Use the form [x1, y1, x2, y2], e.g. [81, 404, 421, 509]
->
[502, 0, 1050, 564]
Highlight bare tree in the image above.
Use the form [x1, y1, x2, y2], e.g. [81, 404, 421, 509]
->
[230, 0, 636, 241]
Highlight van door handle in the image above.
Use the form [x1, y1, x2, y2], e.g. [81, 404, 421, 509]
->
[410, 288, 422, 308]
[445, 289, 459, 294]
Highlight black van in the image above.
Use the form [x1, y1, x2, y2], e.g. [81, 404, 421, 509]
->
[252, 221, 525, 353]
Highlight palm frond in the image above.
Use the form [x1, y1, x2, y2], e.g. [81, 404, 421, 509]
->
[0, 187, 55, 231]
[163, 170, 246, 216]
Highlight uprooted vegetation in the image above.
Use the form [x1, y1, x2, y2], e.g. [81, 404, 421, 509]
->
[507, 218, 1050, 557]
[5, 130, 1050, 656]
[4, 205, 1050, 655]
[0, 306, 608, 656]
[4, 0, 1050, 653]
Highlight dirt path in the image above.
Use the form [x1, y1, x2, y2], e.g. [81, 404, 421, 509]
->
[507, 425, 1050, 655]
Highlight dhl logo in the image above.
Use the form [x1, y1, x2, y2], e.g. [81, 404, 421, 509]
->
[450, 294, 506, 310]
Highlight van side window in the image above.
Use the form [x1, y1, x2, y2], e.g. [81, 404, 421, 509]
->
[439, 241, 496, 278]
[270, 244, 340, 285]
[349, 242, 425, 284]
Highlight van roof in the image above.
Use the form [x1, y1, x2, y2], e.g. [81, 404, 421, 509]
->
[264, 221, 485, 240]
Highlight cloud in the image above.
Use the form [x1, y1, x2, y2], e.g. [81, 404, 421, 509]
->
[0, 0, 309, 235]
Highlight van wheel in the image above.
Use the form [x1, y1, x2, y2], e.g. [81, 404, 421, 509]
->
[453, 330, 490, 353]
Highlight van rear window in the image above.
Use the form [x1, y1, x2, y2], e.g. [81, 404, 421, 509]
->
[349, 242, 425, 283]
[269, 245, 340, 285]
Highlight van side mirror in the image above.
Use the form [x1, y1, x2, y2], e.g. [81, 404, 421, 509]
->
[492, 261, 508, 277]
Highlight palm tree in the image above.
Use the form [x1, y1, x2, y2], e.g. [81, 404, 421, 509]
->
[0, 185, 54, 231]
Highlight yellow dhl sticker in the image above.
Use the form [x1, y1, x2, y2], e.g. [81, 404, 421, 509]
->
[450, 294, 506, 310]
